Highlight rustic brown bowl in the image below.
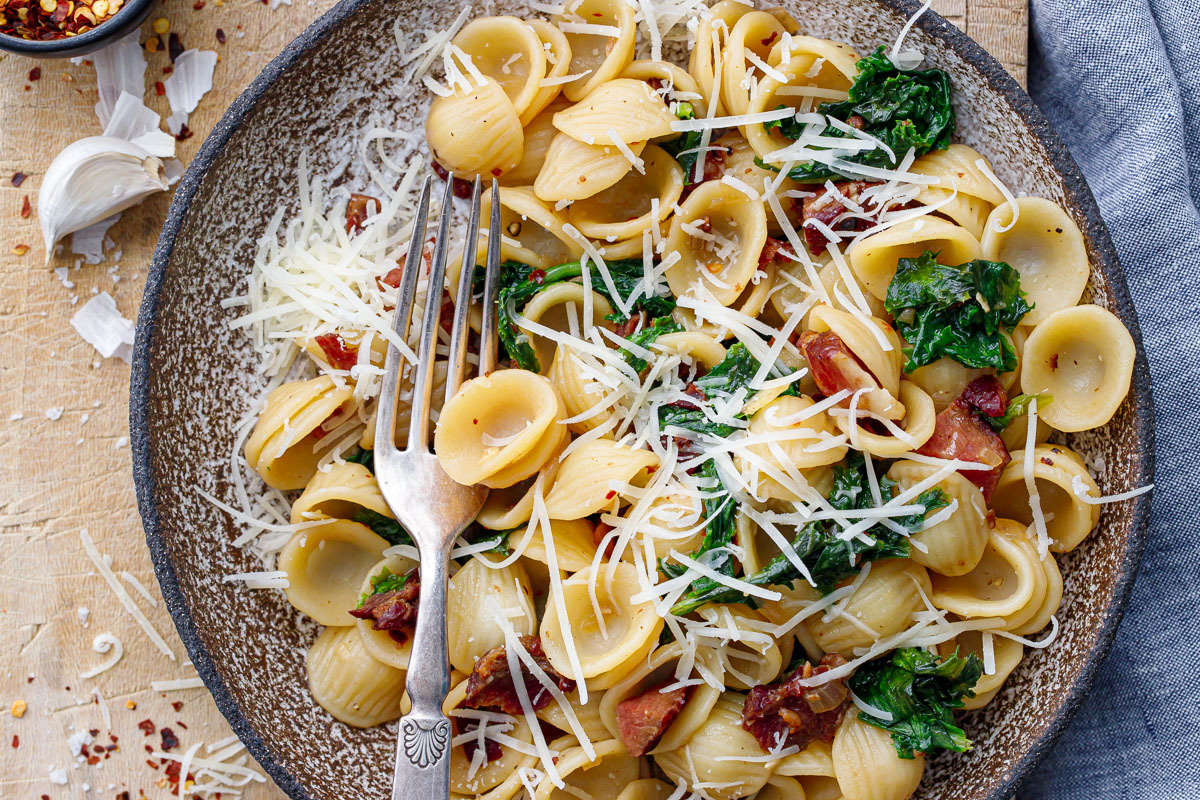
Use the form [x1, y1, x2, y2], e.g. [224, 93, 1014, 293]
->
[130, 0, 1154, 797]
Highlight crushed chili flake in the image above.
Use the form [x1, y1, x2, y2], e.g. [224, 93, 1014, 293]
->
[528, 269, 546, 284]
[10, 734, 16, 748]
[11, 173, 26, 187]
[215, 27, 226, 43]
[29, 67, 41, 81]
[193, 0, 204, 8]
[20, 196, 31, 219]
[126, 700, 137, 709]
[154, 81, 165, 96]
[160, 727, 179, 751]
[137, 719, 156, 736]
[162, 66, 173, 74]
[174, 124, 195, 141]
[605, 490, 617, 500]
[171, 701, 184, 712]
[168, 32, 183, 62]
[11, 244, 29, 257]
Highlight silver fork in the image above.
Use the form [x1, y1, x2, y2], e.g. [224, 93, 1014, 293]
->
[375, 172, 502, 799]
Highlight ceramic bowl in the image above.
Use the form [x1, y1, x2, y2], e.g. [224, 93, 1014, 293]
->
[131, 1, 1155, 798]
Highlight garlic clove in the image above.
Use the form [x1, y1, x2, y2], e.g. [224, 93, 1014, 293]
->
[38, 135, 170, 264]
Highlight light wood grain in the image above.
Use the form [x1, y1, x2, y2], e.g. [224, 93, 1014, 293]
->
[0, 2, 1025, 796]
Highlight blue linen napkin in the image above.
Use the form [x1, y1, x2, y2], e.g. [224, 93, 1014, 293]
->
[1024, 0, 1200, 794]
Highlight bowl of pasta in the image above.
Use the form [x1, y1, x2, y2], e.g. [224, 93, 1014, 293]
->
[131, 0, 1154, 799]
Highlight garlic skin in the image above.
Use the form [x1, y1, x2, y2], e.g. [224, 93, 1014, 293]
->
[38, 136, 170, 264]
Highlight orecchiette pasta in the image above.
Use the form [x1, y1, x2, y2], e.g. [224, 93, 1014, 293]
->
[306, 625, 406, 727]
[655, 694, 778, 800]
[554, 0, 636, 101]
[831, 714, 925, 800]
[278, 519, 389, 626]
[426, 77, 525, 179]
[452, 17, 548, 118]
[665, 180, 769, 306]
[991, 445, 1101, 552]
[244, 376, 354, 490]
[848, 216, 982, 300]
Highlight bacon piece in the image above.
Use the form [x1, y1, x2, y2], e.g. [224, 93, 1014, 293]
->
[916, 399, 1011, 499]
[615, 681, 693, 757]
[592, 522, 617, 560]
[795, 330, 903, 420]
[313, 332, 359, 371]
[742, 654, 849, 753]
[758, 236, 796, 268]
[463, 636, 576, 714]
[349, 572, 421, 643]
[612, 309, 647, 340]
[431, 161, 475, 198]
[459, 720, 504, 764]
[345, 193, 380, 235]
[959, 375, 1008, 418]
[800, 180, 882, 254]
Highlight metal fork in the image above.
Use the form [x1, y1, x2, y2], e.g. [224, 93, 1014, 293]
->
[375, 172, 502, 799]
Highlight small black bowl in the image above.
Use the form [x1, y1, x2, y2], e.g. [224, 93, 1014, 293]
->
[0, 0, 154, 59]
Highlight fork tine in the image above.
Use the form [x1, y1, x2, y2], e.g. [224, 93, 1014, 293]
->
[376, 175, 432, 454]
[478, 178, 502, 374]
[444, 176, 482, 404]
[407, 174, 457, 452]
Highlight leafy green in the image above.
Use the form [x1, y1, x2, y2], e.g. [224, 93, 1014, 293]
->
[463, 526, 514, 557]
[495, 259, 677, 372]
[659, 101, 706, 185]
[669, 454, 948, 614]
[657, 404, 738, 439]
[623, 316, 684, 372]
[357, 567, 409, 607]
[760, 47, 955, 183]
[346, 448, 374, 472]
[982, 393, 1052, 432]
[353, 508, 414, 548]
[659, 460, 739, 589]
[884, 251, 1033, 373]
[849, 647, 983, 759]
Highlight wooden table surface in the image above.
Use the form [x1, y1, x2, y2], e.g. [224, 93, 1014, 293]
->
[0, 2, 1027, 797]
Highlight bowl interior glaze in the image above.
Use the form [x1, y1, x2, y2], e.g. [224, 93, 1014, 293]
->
[132, 1, 1154, 798]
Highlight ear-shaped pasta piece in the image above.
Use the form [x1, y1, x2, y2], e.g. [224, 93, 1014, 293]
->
[534, 131, 646, 202]
[909, 144, 1006, 240]
[744, 35, 858, 159]
[688, 0, 752, 114]
[306, 625, 406, 727]
[278, 519, 389, 626]
[631, 484, 707, 562]
[716, 132, 799, 233]
[981, 198, 1088, 325]
[435, 369, 567, 488]
[520, 20, 573, 126]
[929, 520, 1043, 618]
[533, 738, 643, 800]
[427, 77, 525, 180]
[673, 258, 778, 338]
[554, 79, 677, 145]
[481, 186, 584, 268]
[832, 714, 925, 800]
[831, 380, 937, 458]
[290, 461, 390, 523]
[804, 559, 930, 653]
[544, 439, 660, 520]
[990, 444, 1101, 552]
[703, 605, 785, 691]
[665, 180, 769, 306]
[720, 11, 787, 116]
[245, 376, 355, 490]
[452, 17, 548, 117]
[539, 562, 664, 682]
[755, 569, 822, 626]
[442, 679, 537, 795]
[740, 395, 848, 485]
[597, 227, 667, 258]
[599, 642, 723, 753]
[566, 145, 684, 240]
[757, 775, 808, 800]
[806, 305, 904, 411]
[886, 460, 989, 576]
[906, 357, 994, 414]
[302, 328, 388, 372]
[447, 557, 536, 673]
[554, 0, 636, 101]
[1020, 305, 1135, 431]
[771, 257, 886, 330]
[535, 686, 613, 742]
[550, 344, 621, 435]
[800, 776, 844, 800]
[938, 629, 1024, 710]
[847, 216, 982, 301]
[652, 330, 728, 371]
[1010, 544, 1062, 635]
[616, 779, 677, 800]
[655, 693, 776, 800]
[520, 518, 598, 573]
[477, 473, 543, 531]
[776, 740, 836, 777]
[622, 59, 707, 118]
[998, 397, 1053, 452]
[503, 99, 570, 186]
[519, 281, 616, 372]
[355, 555, 419, 669]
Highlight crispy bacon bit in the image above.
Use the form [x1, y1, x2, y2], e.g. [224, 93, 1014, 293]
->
[742, 654, 849, 753]
[800, 180, 883, 254]
[431, 161, 474, 199]
[349, 572, 420, 642]
[137, 719, 156, 736]
[758, 236, 796, 268]
[615, 681, 693, 756]
[379, 266, 405, 289]
[459, 720, 504, 763]
[612, 309, 646, 340]
[959, 375, 1007, 418]
[345, 193, 380, 234]
[916, 398, 1011, 499]
[795, 330, 902, 419]
[463, 636, 576, 714]
[160, 728, 179, 752]
[647, 78, 665, 91]
[592, 521, 617, 559]
[313, 333, 359, 371]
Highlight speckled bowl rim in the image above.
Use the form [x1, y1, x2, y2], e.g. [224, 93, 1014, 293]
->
[130, 0, 1155, 797]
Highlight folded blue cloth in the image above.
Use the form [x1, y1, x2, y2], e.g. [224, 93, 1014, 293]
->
[1025, 0, 1200, 794]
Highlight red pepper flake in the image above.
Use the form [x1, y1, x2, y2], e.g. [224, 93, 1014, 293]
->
[162, 66, 173, 74]
[168, 32, 184, 62]
[193, 0, 205, 7]
[160, 727, 179, 751]
[1049, 353, 1059, 370]
[314, 333, 359, 370]
[760, 31, 779, 47]
[171, 701, 184, 712]
[10, 734, 16, 748]
[216, 27, 226, 43]
[176, 721, 188, 730]
[11, 244, 30, 256]
[155, 81, 166, 96]
[20, 196, 31, 219]
[11, 173, 26, 187]
[605, 490, 617, 500]
[137, 719, 156, 736]
[1041, 456, 1054, 466]
[528, 269, 546, 285]
[174, 124, 195, 141]
[29, 67, 42, 81]
[118, 793, 131, 800]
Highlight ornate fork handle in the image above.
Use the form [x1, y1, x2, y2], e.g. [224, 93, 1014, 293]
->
[392, 543, 453, 799]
